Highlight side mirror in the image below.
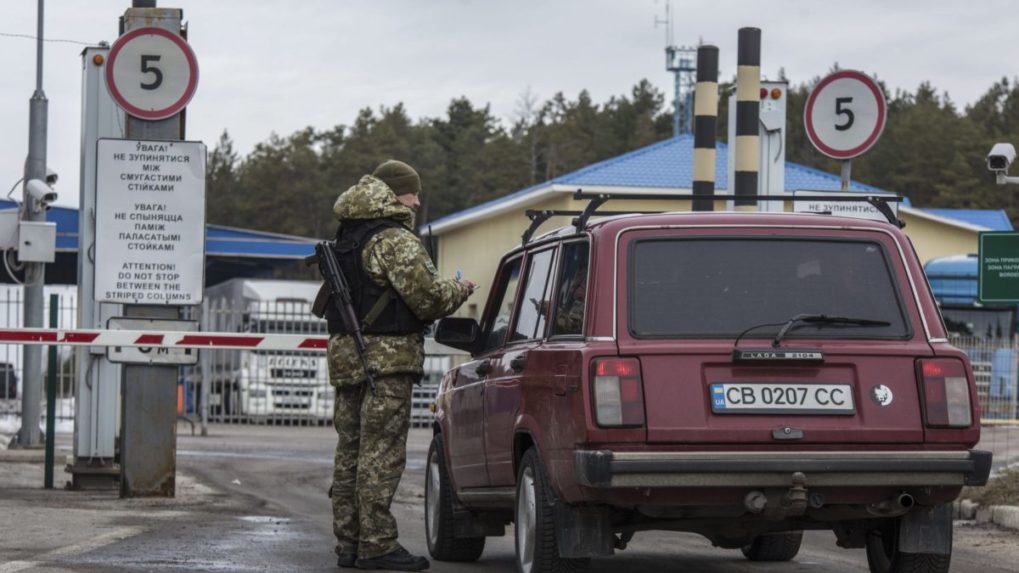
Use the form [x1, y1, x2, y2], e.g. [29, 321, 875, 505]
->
[434, 317, 480, 354]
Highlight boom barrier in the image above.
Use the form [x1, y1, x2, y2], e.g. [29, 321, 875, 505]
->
[0, 327, 329, 351]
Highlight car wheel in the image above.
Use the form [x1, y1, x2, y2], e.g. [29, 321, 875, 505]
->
[515, 447, 590, 573]
[425, 434, 485, 562]
[741, 531, 803, 561]
[865, 515, 951, 573]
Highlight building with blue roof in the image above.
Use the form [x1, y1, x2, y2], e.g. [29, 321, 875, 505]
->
[0, 199, 315, 286]
[426, 135, 1013, 317]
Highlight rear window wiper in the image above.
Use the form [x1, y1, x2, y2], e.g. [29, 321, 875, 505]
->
[772, 314, 891, 347]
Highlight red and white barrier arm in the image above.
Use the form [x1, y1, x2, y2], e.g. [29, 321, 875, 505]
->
[0, 328, 329, 351]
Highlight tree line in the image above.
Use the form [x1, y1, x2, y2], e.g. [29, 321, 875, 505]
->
[206, 71, 1019, 239]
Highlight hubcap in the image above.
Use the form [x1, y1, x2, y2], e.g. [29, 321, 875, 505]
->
[426, 451, 440, 548]
[516, 466, 536, 573]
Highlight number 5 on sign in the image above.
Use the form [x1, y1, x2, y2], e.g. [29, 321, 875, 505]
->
[805, 70, 886, 160]
[106, 27, 199, 121]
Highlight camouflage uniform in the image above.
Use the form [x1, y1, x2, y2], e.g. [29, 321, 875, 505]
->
[328, 175, 470, 560]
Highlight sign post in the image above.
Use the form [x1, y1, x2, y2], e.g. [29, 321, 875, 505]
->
[105, 5, 201, 498]
[804, 70, 887, 189]
[979, 232, 1019, 303]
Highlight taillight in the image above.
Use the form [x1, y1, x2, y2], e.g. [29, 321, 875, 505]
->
[917, 358, 972, 428]
[592, 358, 645, 427]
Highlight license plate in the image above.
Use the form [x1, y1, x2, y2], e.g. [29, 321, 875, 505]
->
[710, 383, 855, 415]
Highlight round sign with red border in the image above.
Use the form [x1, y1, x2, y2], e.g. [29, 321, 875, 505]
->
[804, 70, 886, 160]
[105, 27, 198, 121]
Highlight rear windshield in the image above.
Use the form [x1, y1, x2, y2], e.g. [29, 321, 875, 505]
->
[629, 238, 910, 339]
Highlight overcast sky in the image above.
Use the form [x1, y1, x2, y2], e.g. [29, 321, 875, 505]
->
[3, 0, 1016, 209]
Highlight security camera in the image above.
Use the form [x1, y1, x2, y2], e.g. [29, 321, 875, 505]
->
[987, 143, 1016, 173]
[26, 179, 57, 211]
[45, 168, 58, 185]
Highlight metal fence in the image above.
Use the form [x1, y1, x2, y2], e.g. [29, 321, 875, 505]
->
[0, 289, 467, 435]
[951, 335, 1019, 424]
[0, 290, 1014, 439]
[0, 287, 79, 428]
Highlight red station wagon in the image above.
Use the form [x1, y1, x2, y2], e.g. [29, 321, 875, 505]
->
[426, 196, 991, 573]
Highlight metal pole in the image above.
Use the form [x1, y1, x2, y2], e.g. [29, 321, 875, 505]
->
[199, 299, 210, 436]
[692, 45, 719, 212]
[733, 27, 761, 211]
[841, 160, 852, 191]
[1011, 334, 1018, 421]
[119, 5, 184, 498]
[16, 0, 48, 447]
[45, 294, 58, 488]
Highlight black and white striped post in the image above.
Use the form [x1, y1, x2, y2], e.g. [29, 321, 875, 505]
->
[692, 45, 719, 212]
[734, 27, 761, 210]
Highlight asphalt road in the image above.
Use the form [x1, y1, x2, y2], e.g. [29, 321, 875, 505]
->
[3, 423, 1019, 572]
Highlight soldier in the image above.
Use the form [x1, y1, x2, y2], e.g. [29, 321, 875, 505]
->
[326, 159, 475, 571]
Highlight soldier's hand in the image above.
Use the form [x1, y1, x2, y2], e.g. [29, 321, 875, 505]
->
[460, 279, 477, 294]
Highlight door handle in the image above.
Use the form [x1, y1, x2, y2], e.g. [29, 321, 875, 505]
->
[509, 355, 527, 373]
[475, 361, 492, 377]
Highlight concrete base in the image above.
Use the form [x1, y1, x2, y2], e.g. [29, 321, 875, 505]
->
[955, 498, 1019, 532]
[67, 460, 120, 490]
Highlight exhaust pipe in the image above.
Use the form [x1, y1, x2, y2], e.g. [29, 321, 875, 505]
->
[868, 493, 915, 516]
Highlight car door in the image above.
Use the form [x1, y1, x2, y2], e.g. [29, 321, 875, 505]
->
[446, 255, 522, 488]
[484, 246, 558, 486]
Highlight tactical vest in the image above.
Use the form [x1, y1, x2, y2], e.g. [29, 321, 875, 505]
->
[325, 219, 427, 336]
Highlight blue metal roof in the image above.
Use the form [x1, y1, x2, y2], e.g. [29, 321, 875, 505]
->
[917, 208, 1014, 231]
[429, 135, 898, 228]
[0, 200, 315, 258]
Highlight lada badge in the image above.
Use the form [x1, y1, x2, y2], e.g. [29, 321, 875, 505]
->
[732, 349, 824, 363]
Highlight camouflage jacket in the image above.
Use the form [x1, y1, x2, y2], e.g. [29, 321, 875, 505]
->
[327, 175, 470, 387]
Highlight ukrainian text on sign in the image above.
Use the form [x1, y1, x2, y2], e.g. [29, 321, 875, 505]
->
[95, 139, 206, 304]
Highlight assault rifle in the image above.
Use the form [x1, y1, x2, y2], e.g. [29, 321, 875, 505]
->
[307, 242, 377, 395]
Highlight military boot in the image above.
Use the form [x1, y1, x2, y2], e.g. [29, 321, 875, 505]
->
[354, 546, 429, 571]
[337, 552, 357, 568]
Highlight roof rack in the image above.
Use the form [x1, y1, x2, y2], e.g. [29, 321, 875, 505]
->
[522, 209, 665, 244]
[520, 190, 905, 245]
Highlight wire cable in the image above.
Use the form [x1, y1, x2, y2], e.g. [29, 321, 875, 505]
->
[0, 31, 93, 46]
[6, 177, 24, 199]
[2, 250, 24, 286]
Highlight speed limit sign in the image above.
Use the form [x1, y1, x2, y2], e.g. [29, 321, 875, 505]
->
[105, 26, 199, 121]
[804, 70, 886, 159]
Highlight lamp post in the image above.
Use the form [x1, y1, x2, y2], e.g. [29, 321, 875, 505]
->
[15, 0, 49, 447]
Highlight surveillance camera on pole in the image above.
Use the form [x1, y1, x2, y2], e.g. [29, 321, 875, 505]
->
[987, 142, 1019, 185]
[25, 178, 57, 212]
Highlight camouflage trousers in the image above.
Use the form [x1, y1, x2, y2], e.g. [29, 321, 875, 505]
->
[331, 373, 414, 560]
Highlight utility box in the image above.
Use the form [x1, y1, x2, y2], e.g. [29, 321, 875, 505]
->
[18, 221, 56, 263]
[0, 209, 18, 250]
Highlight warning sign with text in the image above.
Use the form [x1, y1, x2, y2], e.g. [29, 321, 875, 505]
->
[979, 232, 1019, 303]
[95, 138, 206, 304]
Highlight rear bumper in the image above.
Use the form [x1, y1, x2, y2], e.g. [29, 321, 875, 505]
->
[574, 449, 993, 488]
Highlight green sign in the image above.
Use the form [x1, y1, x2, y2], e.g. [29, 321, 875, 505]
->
[979, 232, 1019, 303]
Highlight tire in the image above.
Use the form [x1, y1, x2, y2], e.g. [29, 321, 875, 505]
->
[865, 515, 952, 573]
[741, 531, 803, 561]
[425, 434, 485, 562]
[515, 447, 590, 573]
